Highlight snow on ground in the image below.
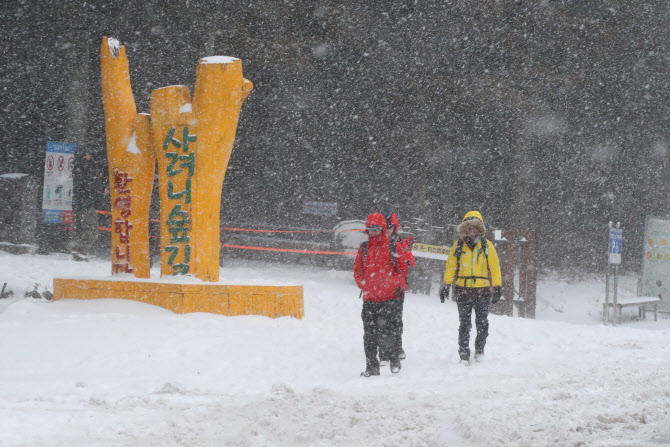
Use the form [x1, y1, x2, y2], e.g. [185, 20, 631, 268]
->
[1, 251, 669, 446]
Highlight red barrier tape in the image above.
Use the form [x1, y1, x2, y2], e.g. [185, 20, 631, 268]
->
[99, 227, 160, 239]
[97, 226, 357, 255]
[221, 227, 361, 234]
[96, 210, 363, 233]
[222, 244, 357, 256]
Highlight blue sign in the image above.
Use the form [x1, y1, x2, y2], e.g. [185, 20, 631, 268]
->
[42, 141, 76, 224]
[46, 141, 76, 155]
[609, 228, 622, 265]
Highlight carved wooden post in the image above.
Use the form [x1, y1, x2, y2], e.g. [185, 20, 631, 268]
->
[151, 86, 195, 277]
[54, 39, 300, 320]
[151, 58, 252, 280]
[100, 37, 155, 278]
[191, 57, 253, 282]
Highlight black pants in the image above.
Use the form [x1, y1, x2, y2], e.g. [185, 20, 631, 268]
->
[362, 298, 402, 369]
[454, 286, 490, 359]
[378, 292, 405, 360]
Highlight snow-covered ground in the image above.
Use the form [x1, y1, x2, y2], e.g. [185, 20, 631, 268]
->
[1, 251, 669, 447]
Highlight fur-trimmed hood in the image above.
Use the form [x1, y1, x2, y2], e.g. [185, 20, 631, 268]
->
[457, 217, 486, 238]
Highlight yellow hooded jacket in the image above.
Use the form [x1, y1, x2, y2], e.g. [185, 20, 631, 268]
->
[443, 211, 502, 288]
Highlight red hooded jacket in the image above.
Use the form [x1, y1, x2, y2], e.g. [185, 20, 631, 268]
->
[353, 213, 408, 302]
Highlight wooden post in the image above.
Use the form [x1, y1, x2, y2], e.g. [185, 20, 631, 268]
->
[518, 230, 537, 318]
[502, 231, 516, 317]
[151, 86, 196, 277]
[150, 58, 252, 280]
[102, 38, 251, 281]
[100, 37, 155, 278]
[489, 230, 515, 317]
[191, 57, 253, 282]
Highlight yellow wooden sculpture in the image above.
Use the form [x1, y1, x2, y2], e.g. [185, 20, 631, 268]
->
[100, 37, 155, 278]
[52, 37, 303, 319]
[191, 57, 253, 282]
[151, 59, 252, 282]
[150, 85, 195, 278]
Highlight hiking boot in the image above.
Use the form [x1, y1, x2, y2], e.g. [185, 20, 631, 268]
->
[399, 347, 406, 360]
[458, 348, 470, 363]
[390, 360, 402, 374]
[361, 367, 380, 377]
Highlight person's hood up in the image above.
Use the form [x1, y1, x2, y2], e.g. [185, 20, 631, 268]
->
[462, 210, 484, 224]
[458, 211, 486, 239]
[365, 213, 387, 229]
[388, 213, 400, 231]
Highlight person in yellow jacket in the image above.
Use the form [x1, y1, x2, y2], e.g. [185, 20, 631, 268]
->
[439, 211, 502, 362]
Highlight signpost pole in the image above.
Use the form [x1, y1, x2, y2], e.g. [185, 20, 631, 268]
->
[613, 264, 619, 326]
[604, 268, 610, 324]
[607, 222, 622, 326]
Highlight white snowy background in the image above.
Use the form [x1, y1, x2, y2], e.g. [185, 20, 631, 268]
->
[1, 251, 669, 447]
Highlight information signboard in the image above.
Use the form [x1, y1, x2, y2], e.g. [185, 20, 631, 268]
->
[302, 201, 337, 216]
[42, 141, 75, 224]
[641, 216, 670, 303]
[608, 228, 622, 265]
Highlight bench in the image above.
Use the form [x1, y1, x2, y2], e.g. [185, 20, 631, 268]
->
[603, 296, 661, 324]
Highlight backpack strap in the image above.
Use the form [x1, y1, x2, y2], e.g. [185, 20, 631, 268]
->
[361, 239, 398, 270]
[389, 238, 399, 269]
[480, 238, 493, 289]
[453, 239, 465, 283]
[361, 241, 369, 265]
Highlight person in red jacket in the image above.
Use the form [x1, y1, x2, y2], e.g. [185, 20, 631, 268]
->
[354, 213, 408, 377]
[379, 212, 414, 364]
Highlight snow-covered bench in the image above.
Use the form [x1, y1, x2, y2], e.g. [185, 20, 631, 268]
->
[603, 296, 661, 324]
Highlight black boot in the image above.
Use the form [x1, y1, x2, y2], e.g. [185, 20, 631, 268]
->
[361, 367, 380, 377]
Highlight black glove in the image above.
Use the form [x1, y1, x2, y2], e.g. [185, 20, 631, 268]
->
[491, 286, 502, 304]
[439, 284, 450, 303]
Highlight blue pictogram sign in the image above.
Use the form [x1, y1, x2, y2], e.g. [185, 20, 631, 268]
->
[609, 228, 622, 265]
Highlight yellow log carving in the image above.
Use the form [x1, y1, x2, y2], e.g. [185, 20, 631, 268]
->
[100, 37, 155, 278]
[191, 57, 253, 282]
[150, 86, 195, 277]
[59, 38, 301, 320]
[151, 57, 253, 280]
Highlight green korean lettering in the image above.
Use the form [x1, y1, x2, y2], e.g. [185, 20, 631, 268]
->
[167, 178, 191, 204]
[165, 152, 180, 177]
[182, 127, 197, 153]
[162, 127, 182, 150]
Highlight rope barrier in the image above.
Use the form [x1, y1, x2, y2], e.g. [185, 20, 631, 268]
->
[96, 226, 358, 256]
[222, 227, 362, 234]
[222, 244, 357, 256]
